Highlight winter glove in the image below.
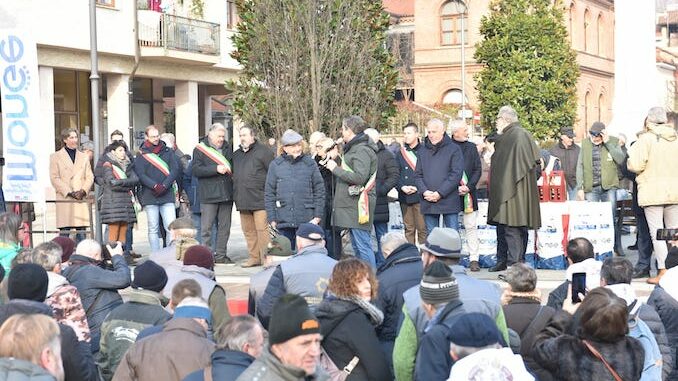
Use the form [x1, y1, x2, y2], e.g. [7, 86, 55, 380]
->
[73, 190, 87, 200]
[152, 183, 167, 197]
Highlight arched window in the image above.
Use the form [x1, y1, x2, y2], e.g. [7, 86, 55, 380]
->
[584, 9, 591, 52]
[584, 90, 591, 130]
[442, 89, 468, 105]
[441, 1, 467, 46]
[597, 92, 605, 122]
[597, 13, 604, 56]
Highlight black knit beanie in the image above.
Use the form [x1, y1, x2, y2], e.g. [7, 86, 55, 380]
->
[420, 261, 459, 305]
[269, 294, 320, 345]
[8, 263, 49, 302]
[132, 260, 168, 292]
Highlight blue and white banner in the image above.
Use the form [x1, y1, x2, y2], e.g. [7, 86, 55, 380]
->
[0, 30, 46, 203]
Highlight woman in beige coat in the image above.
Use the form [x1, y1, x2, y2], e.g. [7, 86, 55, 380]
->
[49, 128, 94, 241]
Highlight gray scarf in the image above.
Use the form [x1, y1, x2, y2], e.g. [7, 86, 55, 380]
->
[339, 295, 384, 326]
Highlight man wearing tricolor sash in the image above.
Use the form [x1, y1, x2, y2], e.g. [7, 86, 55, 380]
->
[450, 119, 482, 272]
[135, 125, 180, 252]
[414, 118, 464, 235]
[396, 122, 427, 245]
[322, 115, 378, 267]
[192, 123, 235, 264]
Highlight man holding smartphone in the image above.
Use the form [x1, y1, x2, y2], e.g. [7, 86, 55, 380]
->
[576, 121, 627, 257]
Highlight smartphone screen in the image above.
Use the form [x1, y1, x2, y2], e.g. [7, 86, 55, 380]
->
[571, 272, 587, 303]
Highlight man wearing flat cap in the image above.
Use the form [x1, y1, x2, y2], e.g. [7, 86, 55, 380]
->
[265, 129, 325, 251]
[550, 126, 580, 200]
[257, 223, 336, 329]
[576, 121, 627, 257]
[393, 227, 507, 381]
[238, 294, 328, 381]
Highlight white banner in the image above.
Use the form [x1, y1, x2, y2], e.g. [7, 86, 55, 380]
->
[0, 30, 46, 203]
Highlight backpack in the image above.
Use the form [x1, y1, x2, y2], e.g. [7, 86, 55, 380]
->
[628, 313, 663, 381]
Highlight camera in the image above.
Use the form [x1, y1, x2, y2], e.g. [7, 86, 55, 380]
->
[657, 229, 678, 241]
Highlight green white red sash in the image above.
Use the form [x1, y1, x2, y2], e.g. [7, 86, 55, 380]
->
[341, 158, 377, 225]
[141, 153, 178, 197]
[196, 142, 232, 175]
[460, 171, 474, 214]
[104, 162, 141, 214]
[400, 146, 417, 170]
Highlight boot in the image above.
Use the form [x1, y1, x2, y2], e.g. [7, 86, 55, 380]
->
[240, 259, 262, 268]
[647, 269, 667, 285]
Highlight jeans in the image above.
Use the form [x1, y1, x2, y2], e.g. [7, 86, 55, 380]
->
[585, 186, 620, 254]
[567, 185, 577, 201]
[634, 209, 653, 272]
[145, 203, 176, 252]
[374, 222, 389, 266]
[350, 228, 375, 268]
[424, 213, 459, 236]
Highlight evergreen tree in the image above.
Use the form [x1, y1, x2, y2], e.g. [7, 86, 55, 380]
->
[229, 0, 398, 138]
[474, 0, 579, 139]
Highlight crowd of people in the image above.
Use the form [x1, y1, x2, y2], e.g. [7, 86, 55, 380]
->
[0, 104, 675, 380]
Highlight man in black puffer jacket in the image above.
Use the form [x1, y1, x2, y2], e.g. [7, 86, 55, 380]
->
[365, 128, 400, 265]
[0, 264, 98, 381]
[264, 129, 325, 250]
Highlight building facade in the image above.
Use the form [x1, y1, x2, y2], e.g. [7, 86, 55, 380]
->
[0, 0, 239, 154]
[384, 0, 615, 137]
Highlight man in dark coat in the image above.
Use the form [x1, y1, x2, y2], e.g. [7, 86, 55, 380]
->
[191, 123, 235, 264]
[184, 315, 265, 381]
[365, 128, 400, 265]
[648, 253, 678, 380]
[549, 127, 580, 200]
[322, 115, 378, 267]
[374, 232, 422, 368]
[488, 106, 541, 271]
[397, 122, 427, 245]
[414, 118, 464, 235]
[135, 125, 180, 253]
[264, 129, 325, 250]
[450, 119, 482, 272]
[62, 239, 131, 353]
[233, 126, 275, 267]
[0, 264, 98, 381]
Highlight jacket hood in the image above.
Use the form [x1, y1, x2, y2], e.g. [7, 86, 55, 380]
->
[315, 298, 361, 334]
[565, 258, 602, 292]
[376, 140, 386, 152]
[646, 123, 677, 142]
[0, 299, 53, 319]
[46, 272, 70, 298]
[211, 349, 255, 368]
[181, 265, 215, 280]
[659, 266, 678, 299]
[344, 133, 377, 154]
[377, 243, 420, 274]
[424, 133, 452, 151]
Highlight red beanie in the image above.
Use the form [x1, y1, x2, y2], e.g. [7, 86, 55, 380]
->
[183, 245, 214, 271]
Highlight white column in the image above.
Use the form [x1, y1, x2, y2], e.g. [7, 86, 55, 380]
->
[106, 74, 131, 146]
[203, 93, 212, 135]
[175, 80, 199, 154]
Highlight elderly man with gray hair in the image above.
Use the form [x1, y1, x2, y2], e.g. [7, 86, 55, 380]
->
[487, 106, 541, 272]
[184, 315, 265, 381]
[192, 123, 235, 264]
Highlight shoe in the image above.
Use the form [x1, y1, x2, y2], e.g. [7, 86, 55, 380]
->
[488, 263, 507, 272]
[615, 250, 626, 257]
[627, 244, 638, 250]
[215, 257, 235, 265]
[124, 255, 137, 266]
[469, 261, 480, 272]
[130, 251, 142, 259]
[240, 260, 262, 268]
[647, 269, 667, 285]
[632, 268, 650, 279]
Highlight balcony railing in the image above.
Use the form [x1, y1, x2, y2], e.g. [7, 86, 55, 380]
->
[139, 13, 220, 56]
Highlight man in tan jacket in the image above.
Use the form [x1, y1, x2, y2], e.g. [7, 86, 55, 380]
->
[628, 106, 678, 284]
[49, 128, 94, 242]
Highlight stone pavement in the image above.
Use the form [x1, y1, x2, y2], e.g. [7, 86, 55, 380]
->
[31, 206, 655, 305]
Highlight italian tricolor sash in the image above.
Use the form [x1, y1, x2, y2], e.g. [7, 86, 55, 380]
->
[400, 146, 417, 170]
[341, 158, 377, 225]
[460, 171, 474, 214]
[196, 142, 232, 174]
[108, 163, 127, 179]
[141, 153, 178, 196]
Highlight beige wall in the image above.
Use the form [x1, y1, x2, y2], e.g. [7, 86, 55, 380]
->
[411, 0, 615, 135]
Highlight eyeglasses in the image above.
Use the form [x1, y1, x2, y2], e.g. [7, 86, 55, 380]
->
[590, 132, 601, 137]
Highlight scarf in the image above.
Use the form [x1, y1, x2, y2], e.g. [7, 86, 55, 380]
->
[106, 151, 130, 170]
[142, 140, 164, 154]
[501, 289, 542, 305]
[336, 295, 384, 326]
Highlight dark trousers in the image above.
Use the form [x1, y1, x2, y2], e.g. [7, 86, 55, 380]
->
[497, 224, 527, 265]
[279, 227, 298, 251]
[325, 227, 343, 260]
[634, 209, 654, 271]
[201, 201, 233, 260]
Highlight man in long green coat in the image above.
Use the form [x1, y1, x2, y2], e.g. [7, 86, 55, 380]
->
[321, 115, 378, 267]
[488, 106, 541, 270]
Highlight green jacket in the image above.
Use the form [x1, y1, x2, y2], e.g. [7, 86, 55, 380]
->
[236, 346, 329, 381]
[0, 242, 20, 275]
[576, 136, 625, 192]
[331, 133, 378, 231]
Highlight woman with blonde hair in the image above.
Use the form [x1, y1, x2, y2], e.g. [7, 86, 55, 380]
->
[315, 258, 391, 380]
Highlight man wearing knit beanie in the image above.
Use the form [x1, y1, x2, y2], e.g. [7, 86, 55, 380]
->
[237, 294, 325, 381]
[98, 260, 172, 380]
[162, 244, 231, 344]
[415, 261, 466, 381]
